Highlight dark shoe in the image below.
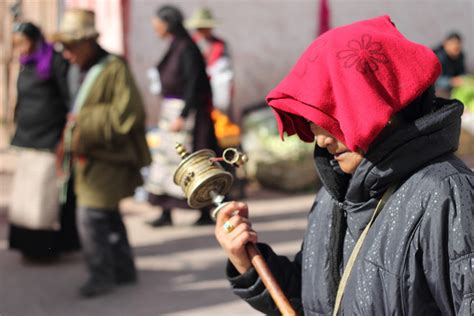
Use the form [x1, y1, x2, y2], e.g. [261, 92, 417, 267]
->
[79, 281, 113, 298]
[116, 274, 138, 286]
[147, 215, 172, 227]
[193, 214, 214, 226]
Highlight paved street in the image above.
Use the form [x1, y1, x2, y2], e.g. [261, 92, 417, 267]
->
[0, 150, 313, 316]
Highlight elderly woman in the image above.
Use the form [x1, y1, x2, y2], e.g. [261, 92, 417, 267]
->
[9, 22, 79, 261]
[146, 5, 219, 227]
[215, 16, 473, 315]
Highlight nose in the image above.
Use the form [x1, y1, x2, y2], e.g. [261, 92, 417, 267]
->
[311, 124, 335, 148]
[316, 134, 335, 148]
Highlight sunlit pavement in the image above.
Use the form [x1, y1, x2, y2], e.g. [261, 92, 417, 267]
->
[0, 159, 313, 316]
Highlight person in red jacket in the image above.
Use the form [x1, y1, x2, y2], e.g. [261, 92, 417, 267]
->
[186, 8, 234, 116]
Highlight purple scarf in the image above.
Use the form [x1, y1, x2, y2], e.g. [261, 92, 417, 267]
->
[20, 40, 54, 81]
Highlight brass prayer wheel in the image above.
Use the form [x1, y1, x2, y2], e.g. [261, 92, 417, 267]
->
[173, 143, 234, 208]
[173, 143, 296, 316]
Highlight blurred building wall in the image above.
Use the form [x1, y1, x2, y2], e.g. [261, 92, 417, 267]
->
[128, 0, 474, 126]
[65, 0, 125, 55]
[2, 1, 472, 126]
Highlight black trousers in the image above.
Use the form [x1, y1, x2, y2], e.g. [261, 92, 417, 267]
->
[77, 207, 136, 285]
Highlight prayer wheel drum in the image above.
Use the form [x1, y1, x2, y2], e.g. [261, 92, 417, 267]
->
[173, 144, 233, 209]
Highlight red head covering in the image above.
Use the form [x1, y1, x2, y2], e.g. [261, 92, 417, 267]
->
[266, 15, 441, 152]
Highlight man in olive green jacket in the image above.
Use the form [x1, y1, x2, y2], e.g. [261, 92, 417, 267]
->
[53, 9, 151, 298]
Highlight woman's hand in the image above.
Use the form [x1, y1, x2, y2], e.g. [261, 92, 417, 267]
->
[169, 116, 185, 132]
[215, 201, 258, 275]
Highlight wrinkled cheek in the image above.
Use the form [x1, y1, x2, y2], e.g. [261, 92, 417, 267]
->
[338, 161, 354, 174]
[339, 153, 364, 174]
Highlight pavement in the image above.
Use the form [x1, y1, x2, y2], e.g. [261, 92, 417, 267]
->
[0, 125, 313, 316]
[0, 189, 312, 316]
[0, 124, 473, 316]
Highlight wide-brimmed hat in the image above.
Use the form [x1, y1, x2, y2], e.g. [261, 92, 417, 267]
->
[51, 9, 99, 44]
[185, 8, 217, 29]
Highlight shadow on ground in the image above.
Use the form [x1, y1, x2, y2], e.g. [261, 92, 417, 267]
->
[0, 202, 308, 316]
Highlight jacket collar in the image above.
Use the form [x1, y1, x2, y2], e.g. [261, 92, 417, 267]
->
[315, 98, 463, 238]
[315, 98, 463, 205]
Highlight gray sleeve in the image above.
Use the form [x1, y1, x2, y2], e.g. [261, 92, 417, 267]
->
[226, 243, 304, 315]
[447, 175, 474, 315]
[420, 174, 474, 315]
[451, 257, 474, 316]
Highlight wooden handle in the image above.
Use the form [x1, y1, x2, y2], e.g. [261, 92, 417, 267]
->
[245, 243, 296, 316]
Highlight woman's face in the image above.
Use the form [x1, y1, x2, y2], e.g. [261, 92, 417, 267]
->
[13, 33, 35, 57]
[152, 17, 169, 39]
[309, 122, 364, 174]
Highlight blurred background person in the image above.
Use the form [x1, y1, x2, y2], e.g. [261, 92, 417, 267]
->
[145, 5, 219, 227]
[186, 7, 234, 117]
[186, 7, 245, 199]
[8, 22, 80, 262]
[433, 32, 467, 97]
[53, 8, 151, 298]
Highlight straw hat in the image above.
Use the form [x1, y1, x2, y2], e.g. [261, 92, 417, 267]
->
[52, 9, 99, 43]
[185, 8, 217, 29]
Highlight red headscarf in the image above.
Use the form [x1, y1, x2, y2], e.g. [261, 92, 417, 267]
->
[266, 15, 441, 152]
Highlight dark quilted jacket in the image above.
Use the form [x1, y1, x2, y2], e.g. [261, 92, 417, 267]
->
[227, 98, 474, 316]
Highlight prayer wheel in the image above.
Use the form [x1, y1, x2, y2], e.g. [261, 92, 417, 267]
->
[173, 143, 296, 316]
[173, 144, 233, 208]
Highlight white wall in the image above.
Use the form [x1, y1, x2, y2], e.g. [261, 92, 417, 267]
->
[128, 0, 474, 125]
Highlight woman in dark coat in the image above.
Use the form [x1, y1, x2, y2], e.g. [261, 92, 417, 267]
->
[145, 5, 219, 227]
[9, 22, 80, 260]
[214, 16, 473, 315]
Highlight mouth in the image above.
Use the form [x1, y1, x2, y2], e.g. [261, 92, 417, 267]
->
[333, 151, 348, 159]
